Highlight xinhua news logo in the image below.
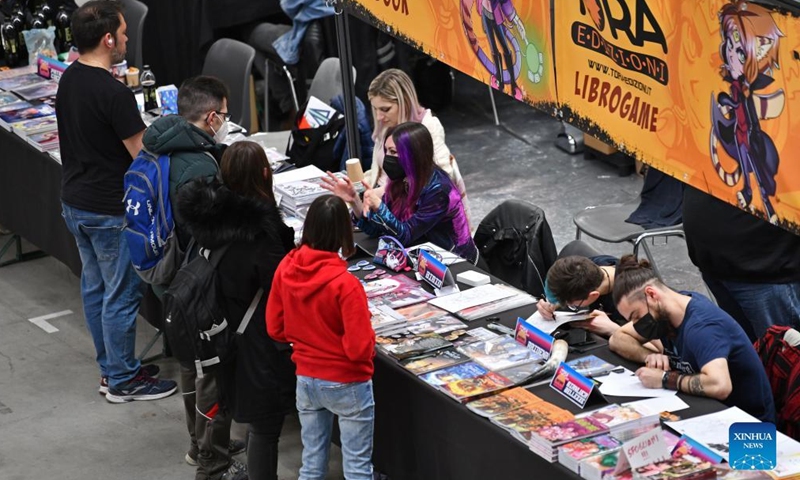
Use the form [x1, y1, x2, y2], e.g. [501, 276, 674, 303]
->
[729, 422, 777, 470]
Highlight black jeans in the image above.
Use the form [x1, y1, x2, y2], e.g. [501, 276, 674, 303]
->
[247, 414, 287, 480]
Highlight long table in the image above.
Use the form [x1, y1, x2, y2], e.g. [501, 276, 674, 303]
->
[350, 235, 724, 480]
[0, 128, 162, 327]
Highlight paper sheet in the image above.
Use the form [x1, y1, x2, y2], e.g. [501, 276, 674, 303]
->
[524, 311, 593, 334]
[596, 368, 678, 398]
[622, 396, 690, 415]
[273, 165, 326, 185]
[665, 407, 760, 461]
[428, 284, 517, 313]
[408, 241, 465, 265]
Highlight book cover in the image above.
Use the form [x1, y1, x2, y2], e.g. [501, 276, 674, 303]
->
[457, 336, 543, 371]
[369, 304, 407, 334]
[0, 92, 21, 108]
[11, 115, 57, 136]
[496, 362, 547, 384]
[0, 73, 48, 92]
[400, 348, 470, 375]
[452, 327, 499, 347]
[534, 417, 609, 445]
[382, 333, 452, 360]
[27, 129, 59, 151]
[363, 274, 434, 310]
[438, 372, 514, 402]
[632, 456, 714, 480]
[568, 355, 617, 378]
[407, 315, 467, 335]
[0, 100, 32, 114]
[395, 302, 450, 323]
[0, 104, 55, 125]
[579, 450, 620, 480]
[13, 81, 58, 101]
[587, 405, 647, 429]
[450, 284, 537, 321]
[492, 401, 574, 435]
[560, 434, 622, 463]
[418, 361, 487, 387]
[466, 387, 541, 418]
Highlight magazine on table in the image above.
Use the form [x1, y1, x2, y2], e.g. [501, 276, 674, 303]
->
[438, 372, 514, 403]
[456, 336, 543, 371]
[11, 115, 57, 137]
[363, 274, 434, 310]
[399, 348, 471, 375]
[27, 129, 59, 151]
[406, 315, 467, 336]
[465, 386, 542, 418]
[0, 104, 55, 128]
[378, 332, 452, 360]
[566, 355, 617, 378]
[13, 81, 58, 101]
[0, 73, 48, 92]
[418, 361, 488, 387]
[0, 92, 21, 108]
[450, 285, 537, 321]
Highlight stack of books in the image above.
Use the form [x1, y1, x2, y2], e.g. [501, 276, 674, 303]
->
[490, 396, 575, 445]
[400, 348, 470, 375]
[368, 304, 407, 336]
[456, 336, 543, 372]
[528, 417, 609, 463]
[363, 274, 434, 310]
[378, 332, 452, 360]
[0, 104, 55, 132]
[27, 130, 59, 151]
[578, 430, 681, 480]
[585, 404, 661, 442]
[558, 434, 622, 474]
[274, 176, 331, 219]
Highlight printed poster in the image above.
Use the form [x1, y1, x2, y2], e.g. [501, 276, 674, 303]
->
[345, 0, 557, 108]
[555, 0, 800, 230]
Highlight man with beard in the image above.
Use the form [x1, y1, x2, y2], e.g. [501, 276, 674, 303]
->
[608, 255, 775, 423]
[57, 0, 177, 402]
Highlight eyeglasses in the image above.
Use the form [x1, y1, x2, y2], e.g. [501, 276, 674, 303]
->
[566, 298, 588, 313]
[214, 111, 232, 122]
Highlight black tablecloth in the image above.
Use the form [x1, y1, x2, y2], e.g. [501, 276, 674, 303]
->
[349, 235, 724, 480]
[0, 128, 162, 327]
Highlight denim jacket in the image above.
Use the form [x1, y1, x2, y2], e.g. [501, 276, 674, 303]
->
[357, 169, 478, 263]
[273, 0, 334, 65]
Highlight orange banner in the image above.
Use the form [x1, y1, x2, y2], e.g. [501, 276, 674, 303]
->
[346, 0, 557, 108]
[346, 0, 800, 232]
[555, 0, 799, 230]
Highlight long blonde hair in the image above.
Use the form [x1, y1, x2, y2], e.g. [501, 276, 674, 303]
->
[368, 69, 426, 142]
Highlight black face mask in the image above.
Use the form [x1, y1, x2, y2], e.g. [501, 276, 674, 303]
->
[633, 302, 671, 341]
[383, 155, 406, 181]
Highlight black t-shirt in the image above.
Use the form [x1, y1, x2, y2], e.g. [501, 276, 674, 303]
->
[57, 62, 145, 215]
[683, 186, 800, 283]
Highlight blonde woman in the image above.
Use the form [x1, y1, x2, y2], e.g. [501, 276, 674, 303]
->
[366, 68, 470, 222]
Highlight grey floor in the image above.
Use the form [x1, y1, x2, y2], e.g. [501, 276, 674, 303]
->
[0, 73, 703, 480]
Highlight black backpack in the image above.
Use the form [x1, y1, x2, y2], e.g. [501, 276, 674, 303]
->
[163, 243, 263, 377]
[286, 98, 346, 172]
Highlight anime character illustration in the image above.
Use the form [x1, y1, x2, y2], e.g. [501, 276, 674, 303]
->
[460, 0, 545, 100]
[711, 0, 785, 224]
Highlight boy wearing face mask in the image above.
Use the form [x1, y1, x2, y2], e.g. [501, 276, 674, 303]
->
[608, 255, 775, 423]
[142, 76, 246, 479]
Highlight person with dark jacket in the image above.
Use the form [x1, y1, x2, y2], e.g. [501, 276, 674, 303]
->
[178, 141, 297, 480]
[143, 75, 244, 480]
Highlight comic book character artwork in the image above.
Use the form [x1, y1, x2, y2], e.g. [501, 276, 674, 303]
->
[460, 0, 545, 100]
[711, 0, 785, 224]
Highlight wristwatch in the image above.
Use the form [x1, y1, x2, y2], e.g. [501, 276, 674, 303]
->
[661, 371, 669, 389]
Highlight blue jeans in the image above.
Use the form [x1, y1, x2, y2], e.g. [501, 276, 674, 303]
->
[296, 375, 374, 480]
[62, 202, 144, 388]
[704, 274, 800, 341]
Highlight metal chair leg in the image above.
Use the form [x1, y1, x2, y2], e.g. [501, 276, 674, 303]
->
[264, 59, 270, 131]
[138, 329, 164, 363]
[488, 84, 500, 126]
[284, 65, 299, 112]
[639, 239, 664, 281]
[575, 227, 582, 240]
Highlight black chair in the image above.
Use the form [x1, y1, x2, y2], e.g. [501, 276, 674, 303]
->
[202, 39, 256, 129]
[473, 200, 558, 298]
[120, 0, 147, 68]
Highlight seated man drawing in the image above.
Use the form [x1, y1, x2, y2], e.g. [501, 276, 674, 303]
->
[608, 255, 775, 423]
[536, 240, 623, 338]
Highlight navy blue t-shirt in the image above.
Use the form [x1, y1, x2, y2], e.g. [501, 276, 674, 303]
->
[661, 292, 775, 422]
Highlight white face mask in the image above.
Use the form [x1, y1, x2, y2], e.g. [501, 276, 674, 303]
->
[209, 113, 229, 143]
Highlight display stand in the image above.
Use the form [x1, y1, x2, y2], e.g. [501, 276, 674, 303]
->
[0, 234, 47, 268]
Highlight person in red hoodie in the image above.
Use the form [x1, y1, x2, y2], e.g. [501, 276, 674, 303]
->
[267, 194, 376, 480]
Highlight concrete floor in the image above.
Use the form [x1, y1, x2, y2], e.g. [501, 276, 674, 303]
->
[0, 72, 703, 480]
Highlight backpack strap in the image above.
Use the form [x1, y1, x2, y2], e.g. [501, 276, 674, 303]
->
[236, 288, 264, 335]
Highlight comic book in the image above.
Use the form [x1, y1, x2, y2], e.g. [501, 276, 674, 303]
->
[400, 348, 471, 375]
[558, 434, 622, 474]
[363, 274, 434, 310]
[567, 355, 617, 378]
[406, 315, 467, 335]
[379, 333, 452, 360]
[418, 361, 488, 387]
[457, 336, 543, 371]
[465, 387, 541, 418]
[438, 372, 514, 403]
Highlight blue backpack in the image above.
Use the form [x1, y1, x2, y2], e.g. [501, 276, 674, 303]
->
[123, 149, 182, 286]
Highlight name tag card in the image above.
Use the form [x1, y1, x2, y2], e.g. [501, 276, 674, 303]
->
[515, 317, 554, 360]
[418, 249, 458, 296]
[615, 427, 671, 474]
[549, 362, 596, 409]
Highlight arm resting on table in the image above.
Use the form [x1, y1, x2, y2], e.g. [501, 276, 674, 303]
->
[678, 358, 733, 401]
[608, 321, 663, 363]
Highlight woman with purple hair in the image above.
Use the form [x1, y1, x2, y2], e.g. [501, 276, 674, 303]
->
[322, 122, 479, 264]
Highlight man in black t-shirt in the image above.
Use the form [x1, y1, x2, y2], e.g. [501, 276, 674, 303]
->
[683, 186, 800, 342]
[536, 240, 624, 338]
[57, 0, 176, 403]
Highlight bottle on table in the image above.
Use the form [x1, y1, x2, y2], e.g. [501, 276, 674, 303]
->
[1, 21, 20, 68]
[54, 6, 72, 53]
[11, 7, 28, 64]
[39, 3, 55, 27]
[31, 11, 47, 30]
[140, 65, 158, 111]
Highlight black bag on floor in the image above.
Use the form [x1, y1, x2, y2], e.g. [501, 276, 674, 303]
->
[286, 99, 345, 172]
